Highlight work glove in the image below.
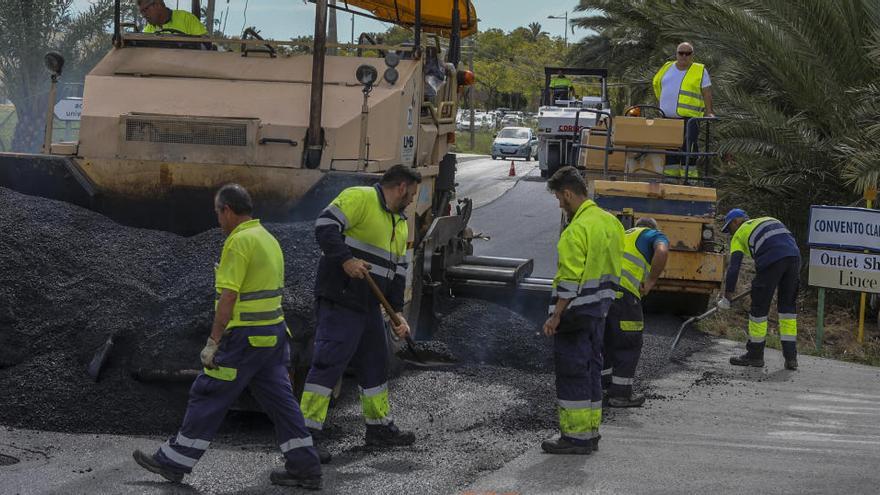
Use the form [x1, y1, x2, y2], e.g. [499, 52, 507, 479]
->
[200, 337, 220, 369]
[717, 297, 731, 311]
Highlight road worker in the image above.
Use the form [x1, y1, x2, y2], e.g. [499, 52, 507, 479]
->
[132, 184, 322, 490]
[718, 208, 801, 370]
[550, 72, 575, 101]
[542, 166, 624, 455]
[603, 218, 669, 407]
[653, 42, 715, 180]
[137, 0, 208, 35]
[301, 165, 420, 461]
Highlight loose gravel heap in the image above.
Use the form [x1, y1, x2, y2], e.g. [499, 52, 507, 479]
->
[0, 184, 713, 495]
[0, 186, 320, 433]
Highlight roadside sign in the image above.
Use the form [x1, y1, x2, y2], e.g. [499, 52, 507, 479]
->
[807, 205, 880, 252]
[809, 248, 880, 293]
[53, 97, 82, 121]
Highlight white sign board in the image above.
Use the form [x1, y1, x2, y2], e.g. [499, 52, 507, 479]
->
[401, 134, 415, 164]
[808, 248, 880, 293]
[53, 97, 82, 121]
[808, 205, 880, 253]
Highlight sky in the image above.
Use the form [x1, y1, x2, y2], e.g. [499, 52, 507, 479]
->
[73, 0, 585, 42]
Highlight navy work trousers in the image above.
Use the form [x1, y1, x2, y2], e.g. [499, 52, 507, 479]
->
[554, 315, 604, 443]
[153, 322, 321, 478]
[300, 299, 391, 430]
[602, 292, 644, 398]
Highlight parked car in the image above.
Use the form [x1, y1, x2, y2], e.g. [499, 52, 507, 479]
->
[491, 127, 538, 161]
[500, 114, 523, 127]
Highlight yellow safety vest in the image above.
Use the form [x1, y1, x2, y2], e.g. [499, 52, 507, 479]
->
[144, 9, 208, 35]
[619, 227, 652, 300]
[333, 186, 408, 281]
[652, 61, 706, 118]
[214, 219, 285, 328]
[663, 163, 700, 179]
[552, 200, 624, 316]
[550, 77, 573, 89]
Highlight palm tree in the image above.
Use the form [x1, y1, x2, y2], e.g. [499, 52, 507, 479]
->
[567, 0, 681, 110]
[656, 0, 879, 239]
[527, 22, 547, 42]
[0, 0, 113, 152]
[838, 28, 880, 194]
[568, 0, 880, 241]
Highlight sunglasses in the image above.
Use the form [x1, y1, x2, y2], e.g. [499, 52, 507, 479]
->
[677, 51, 693, 56]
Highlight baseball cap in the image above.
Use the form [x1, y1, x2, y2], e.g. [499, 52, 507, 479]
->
[721, 208, 747, 233]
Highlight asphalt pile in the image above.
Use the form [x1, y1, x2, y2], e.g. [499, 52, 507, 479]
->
[0, 185, 711, 445]
[0, 186, 321, 434]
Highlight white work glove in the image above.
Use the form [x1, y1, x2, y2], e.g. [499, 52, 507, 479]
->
[717, 297, 731, 311]
[200, 337, 220, 369]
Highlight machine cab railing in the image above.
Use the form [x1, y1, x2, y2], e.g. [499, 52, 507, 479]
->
[572, 105, 719, 187]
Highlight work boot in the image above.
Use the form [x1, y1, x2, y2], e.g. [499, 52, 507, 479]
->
[729, 353, 764, 367]
[541, 436, 592, 455]
[782, 341, 798, 371]
[308, 428, 332, 464]
[269, 469, 322, 490]
[607, 393, 646, 408]
[592, 433, 602, 452]
[132, 450, 184, 483]
[365, 423, 416, 447]
[730, 341, 764, 367]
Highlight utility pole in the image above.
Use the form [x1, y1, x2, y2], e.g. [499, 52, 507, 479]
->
[468, 36, 475, 149]
[547, 11, 568, 48]
[351, 13, 355, 44]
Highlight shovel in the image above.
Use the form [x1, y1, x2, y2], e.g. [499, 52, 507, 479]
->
[669, 291, 749, 352]
[364, 272, 457, 368]
[87, 328, 121, 381]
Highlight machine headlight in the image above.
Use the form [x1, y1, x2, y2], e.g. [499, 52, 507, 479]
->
[702, 225, 714, 241]
[356, 64, 378, 87]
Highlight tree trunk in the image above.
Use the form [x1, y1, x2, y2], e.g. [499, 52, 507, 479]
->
[11, 98, 46, 153]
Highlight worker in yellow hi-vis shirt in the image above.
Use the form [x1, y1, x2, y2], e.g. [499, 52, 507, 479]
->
[541, 166, 624, 456]
[137, 0, 208, 35]
[132, 184, 321, 490]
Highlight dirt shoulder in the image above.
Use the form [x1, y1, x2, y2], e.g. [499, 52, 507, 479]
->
[696, 258, 880, 366]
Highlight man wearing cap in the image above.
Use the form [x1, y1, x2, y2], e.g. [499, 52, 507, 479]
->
[718, 209, 801, 370]
[603, 218, 669, 407]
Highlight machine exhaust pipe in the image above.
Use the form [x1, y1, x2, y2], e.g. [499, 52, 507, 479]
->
[305, 0, 328, 169]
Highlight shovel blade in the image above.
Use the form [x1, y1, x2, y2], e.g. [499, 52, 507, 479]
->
[87, 335, 116, 381]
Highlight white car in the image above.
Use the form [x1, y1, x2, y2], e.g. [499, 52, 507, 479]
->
[491, 127, 538, 161]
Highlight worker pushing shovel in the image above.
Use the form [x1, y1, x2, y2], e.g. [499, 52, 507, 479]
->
[716, 209, 801, 370]
[299, 165, 422, 463]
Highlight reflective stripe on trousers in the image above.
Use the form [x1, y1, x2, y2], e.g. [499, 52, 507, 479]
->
[748, 314, 768, 343]
[300, 383, 333, 430]
[361, 382, 393, 425]
[779, 313, 797, 341]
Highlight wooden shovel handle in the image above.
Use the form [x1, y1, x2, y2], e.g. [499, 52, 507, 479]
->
[364, 272, 402, 326]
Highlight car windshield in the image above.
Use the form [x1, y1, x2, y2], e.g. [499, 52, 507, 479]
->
[498, 129, 529, 139]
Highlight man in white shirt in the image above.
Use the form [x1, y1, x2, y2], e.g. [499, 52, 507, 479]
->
[652, 42, 715, 179]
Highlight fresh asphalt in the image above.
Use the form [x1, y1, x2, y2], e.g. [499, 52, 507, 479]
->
[3, 156, 880, 494]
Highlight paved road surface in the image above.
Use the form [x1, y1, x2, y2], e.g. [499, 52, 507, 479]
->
[467, 339, 880, 494]
[454, 155, 536, 209]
